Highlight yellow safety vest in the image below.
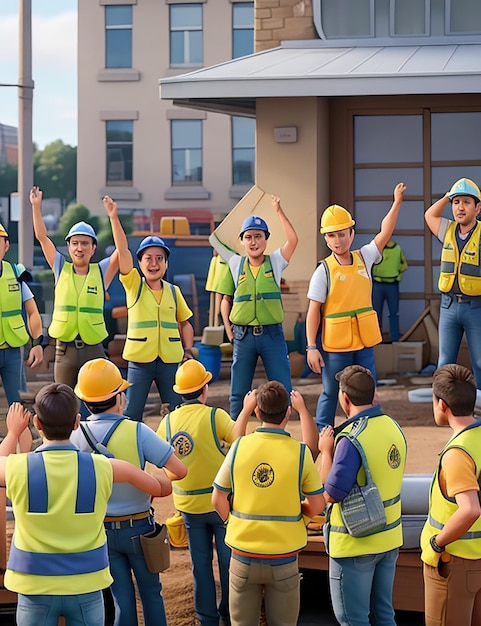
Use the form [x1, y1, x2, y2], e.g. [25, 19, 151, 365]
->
[49, 262, 107, 344]
[225, 430, 310, 555]
[0, 262, 29, 347]
[122, 279, 184, 363]
[438, 221, 481, 295]
[322, 252, 382, 352]
[160, 403, 231, 514]
[230, 256, 284, 326]
[5, 447, 113, 595]
[327, 415, 406, 558]
[421, 422, 481, 560]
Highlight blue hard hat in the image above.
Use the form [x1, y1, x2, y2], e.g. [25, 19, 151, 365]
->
[65, 221, 97, 244]
[239, 215, 270, 239]
[136, 236, 171, 260]
[448, 178, 481, 202]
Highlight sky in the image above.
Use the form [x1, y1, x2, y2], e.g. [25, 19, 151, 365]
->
[0, 0, 77, 150]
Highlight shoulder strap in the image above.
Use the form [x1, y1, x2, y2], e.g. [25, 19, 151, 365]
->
[79, 422, 114, 458]
[321, 258, 330, 292]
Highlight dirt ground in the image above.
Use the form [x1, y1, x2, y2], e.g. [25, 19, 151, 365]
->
[144, 373, 448, 626]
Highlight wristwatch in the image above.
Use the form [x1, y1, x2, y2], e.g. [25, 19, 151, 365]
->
[430, 535, 445, 553]
[31, 335, 44, 347]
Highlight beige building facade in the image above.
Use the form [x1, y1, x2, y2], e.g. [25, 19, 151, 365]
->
[77, 0, 255, 224]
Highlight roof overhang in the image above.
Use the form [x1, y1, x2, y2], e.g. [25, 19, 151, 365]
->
[159, 39, 481, 115]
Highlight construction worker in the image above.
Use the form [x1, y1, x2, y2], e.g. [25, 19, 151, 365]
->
[319, 365, 407, 626]
[425, 178, 481, 388]
[0, 222, 43, 410]
[157, 359, 251, 626]
[306, 182, 406, 430]
[30, 187, 118, 410]
[218, 196, 298, 420]
[372, 239, 408, 342]
[104, 196, 194, 420]
[71, 358, 187, 626]
[421, 364, 481, 626]
[0, 382, 163, 626]
[212, 381, 325, 626]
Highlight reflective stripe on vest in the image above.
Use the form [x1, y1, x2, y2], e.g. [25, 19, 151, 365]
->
[49, 262, 107, 343]
[0, 262, 29, 347]
[439, 221, 481, 295]
[230, 256, 284, 326]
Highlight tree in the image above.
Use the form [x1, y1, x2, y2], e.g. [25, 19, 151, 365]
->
[34, 140, 77, 208]
[0, 163, 18, 198]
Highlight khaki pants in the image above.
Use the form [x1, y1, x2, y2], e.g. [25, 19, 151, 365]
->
[54, 340, 105, 388]
[424, 555, 481, 626]
[229, 557, 300, 626]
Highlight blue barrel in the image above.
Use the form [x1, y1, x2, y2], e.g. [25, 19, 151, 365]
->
[194, 342, 222, 383]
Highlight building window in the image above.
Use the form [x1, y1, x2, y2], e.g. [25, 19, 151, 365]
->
[390, 0, 428, 36]
[170, 4, 203, 66]
[232, 117, 255, 185]
[171, 120, 202, 185]
[447, 0, 481, 33]
[319, 0, 373, 38]
[106, 120, 133, 185]
[105, 5, 132, 68]
[233, 2, 254, 58]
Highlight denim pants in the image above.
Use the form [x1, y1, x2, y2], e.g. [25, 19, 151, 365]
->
[125, 358, 181, 422]
[438, 295, 481, 388]
[329, 548, 398, 626]
[16, 591, 104, 626]
[229, 557, 300, 626]
[0, 346, 23, 405]
[315, 346, 376, 430]
[372, 282, 401, 342]
[182, 510, 231, 626]
[105, 516, 167, 626]
[230, 323, 292, 420]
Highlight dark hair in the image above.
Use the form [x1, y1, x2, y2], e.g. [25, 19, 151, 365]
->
[85, 395, 118, 414]
[432, 364, 476, 416]
[34, 383, 79, 440]
[181, 388, 204, 401]
[256, 381, 289, 425]
[335, 365, 375, 406]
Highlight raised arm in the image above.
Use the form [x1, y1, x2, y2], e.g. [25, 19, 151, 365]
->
[103, 196, 133, 276]
[30, 187, 56, 269]
[232, 390, 257, 439]
[373, 182, 406, 253]
[290, 389, 319, 460]
[0, 403, 31, 457]
[273, 195, 298, 262]
[424, 193, 450, 238]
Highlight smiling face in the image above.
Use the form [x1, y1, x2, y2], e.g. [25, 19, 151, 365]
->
[240, 229, 268, 263]
[67, 236, 96, 270]
[324, 228, 355, 261]
[138, 246, 168, 285]
[451, 195, 481, 232]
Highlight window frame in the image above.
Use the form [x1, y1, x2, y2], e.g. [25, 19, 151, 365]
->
[171, 119, 203, 186]
[232, 1, 254, 59]
[105, 5, 133, 69]
[231, 116, 255, 186]
[169, 3, 203, 67]
[106, 119, 134, 186]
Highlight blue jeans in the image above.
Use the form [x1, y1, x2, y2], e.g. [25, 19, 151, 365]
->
[105, 516, 167, 626]
[182, 510, 231, 626]
[372, 282, 401, 342]
[230, 324, 292, 420]
[16, 591, 104, 626]
[125, 358, 181, 422]
[329, 548, 398, 626]
[315, 346, 376, 430]
[0, 346, 23, 405]
[438, 294, 481, 388]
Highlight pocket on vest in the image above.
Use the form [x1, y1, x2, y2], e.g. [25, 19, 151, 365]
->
[356, 310, 382, 347]
[323, 317, 352, 350]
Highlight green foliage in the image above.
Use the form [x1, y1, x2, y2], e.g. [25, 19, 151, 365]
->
[0, 163, 18, 197]
[57, 203, 100, 238]
[33, 140, 77, 206]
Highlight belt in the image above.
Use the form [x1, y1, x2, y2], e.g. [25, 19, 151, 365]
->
[453, 294, 471, 304]
[104, 511, 152, 529]
[59, 337, 86, 349]
[249, 325, 264, 336]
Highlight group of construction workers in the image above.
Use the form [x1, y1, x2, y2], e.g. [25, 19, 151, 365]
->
[0, 177, 480, 626]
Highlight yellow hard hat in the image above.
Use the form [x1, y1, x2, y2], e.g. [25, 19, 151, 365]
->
[0, 223, 9, 238]
[173, 359, 212, 395]
[320, 204, 355, 234]
[448, 178, 481, 202]
[74, 358, 131, 402]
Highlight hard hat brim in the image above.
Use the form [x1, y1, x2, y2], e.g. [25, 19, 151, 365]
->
[74, 378, 131, 403]
[173, 370, 212, 395]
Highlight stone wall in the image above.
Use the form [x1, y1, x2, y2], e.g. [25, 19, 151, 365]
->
[255, 0, 316, 51]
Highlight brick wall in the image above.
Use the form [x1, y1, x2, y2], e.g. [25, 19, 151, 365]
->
[255, 0, 316, 52]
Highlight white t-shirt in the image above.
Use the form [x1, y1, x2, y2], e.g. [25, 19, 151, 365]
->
[307, 240, 381, 304]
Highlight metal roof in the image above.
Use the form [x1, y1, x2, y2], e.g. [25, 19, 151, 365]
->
[159, 40, 481, 110]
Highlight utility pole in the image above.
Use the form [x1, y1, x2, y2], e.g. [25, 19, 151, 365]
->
[18, 0, 34, 267]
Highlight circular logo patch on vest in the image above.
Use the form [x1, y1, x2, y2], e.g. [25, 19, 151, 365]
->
[387, 444, 401, 469]
[252, 463, 274, 488]
[171, 431, 194, 457]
